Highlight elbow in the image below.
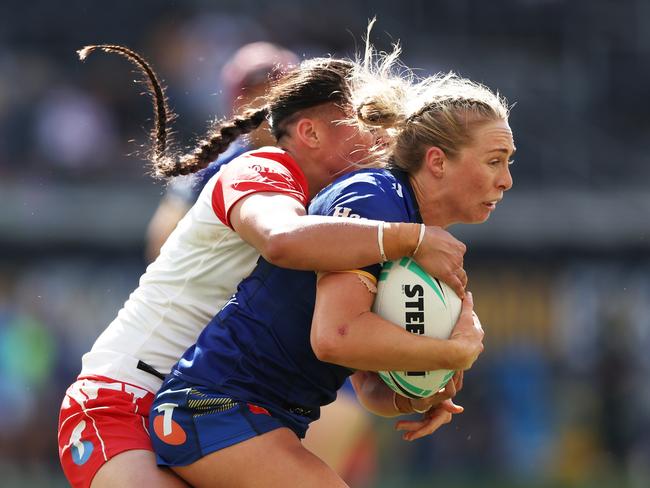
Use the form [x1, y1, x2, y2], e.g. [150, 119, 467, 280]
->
[259, 228, 293, 267]
[311, 326, 345, 364]
[311, 334, 337, 363]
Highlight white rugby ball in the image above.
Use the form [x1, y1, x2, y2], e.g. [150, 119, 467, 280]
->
[372, 257, 462, 399]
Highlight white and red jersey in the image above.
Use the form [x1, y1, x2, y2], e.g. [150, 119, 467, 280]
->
[80, 147, 309, 393]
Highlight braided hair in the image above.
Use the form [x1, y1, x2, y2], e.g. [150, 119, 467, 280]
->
[78, 44, 177, 177]
[174, 57, 354, 177]
[79, 45, 354, 178]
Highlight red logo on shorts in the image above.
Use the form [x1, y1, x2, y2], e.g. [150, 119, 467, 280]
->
[153, 403, 187, 445]
[247, 403, 270, 415]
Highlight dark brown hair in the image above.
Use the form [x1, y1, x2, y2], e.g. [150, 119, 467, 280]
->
[79, 45, 354, 178]
[78, 44, 175, 175]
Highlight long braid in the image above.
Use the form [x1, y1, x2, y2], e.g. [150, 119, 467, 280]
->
[78, 44, 270, 178]
[173, 107, 268, 177]
[77, 44, 174, 176]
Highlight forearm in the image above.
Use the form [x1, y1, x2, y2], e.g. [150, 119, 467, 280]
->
[313, 309, 463, 371]
[261, 215, 420, 271]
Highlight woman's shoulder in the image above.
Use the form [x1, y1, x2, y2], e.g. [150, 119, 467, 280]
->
[309, 167, 404, 219]
[323, 167, 397, 195]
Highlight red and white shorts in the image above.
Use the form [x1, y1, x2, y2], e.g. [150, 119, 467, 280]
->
[57, 375, 155, 488]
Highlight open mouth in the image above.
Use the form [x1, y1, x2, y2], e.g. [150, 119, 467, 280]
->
[483, 200, 499, 210]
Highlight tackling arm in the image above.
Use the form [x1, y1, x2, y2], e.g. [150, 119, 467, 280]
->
[230, 192, 467, 297]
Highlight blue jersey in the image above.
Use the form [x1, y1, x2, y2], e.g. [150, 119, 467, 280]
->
[169, 167, 422, 437]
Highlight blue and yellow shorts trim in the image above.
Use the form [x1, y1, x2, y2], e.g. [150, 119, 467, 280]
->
[150, 377, 284, 467]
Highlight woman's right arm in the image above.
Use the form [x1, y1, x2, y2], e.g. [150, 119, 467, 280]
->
[229, 192, 467, 297]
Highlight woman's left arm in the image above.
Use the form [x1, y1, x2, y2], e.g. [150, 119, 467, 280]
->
[310, 273, 481, 372]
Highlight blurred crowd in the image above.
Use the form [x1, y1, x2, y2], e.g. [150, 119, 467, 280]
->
[1, 1, 649, 486]
[3, 0, 650, 188]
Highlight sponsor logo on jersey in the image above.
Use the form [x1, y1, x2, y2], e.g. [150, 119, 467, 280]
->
[332, 206, 362, 219]
[251, 164, 272, 173]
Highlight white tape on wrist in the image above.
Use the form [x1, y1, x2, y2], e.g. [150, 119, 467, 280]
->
[412, 223, 426, 257]
[377, 222, 388, 262]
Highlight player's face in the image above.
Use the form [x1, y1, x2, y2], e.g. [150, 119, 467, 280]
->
[444, 119, 514, 224]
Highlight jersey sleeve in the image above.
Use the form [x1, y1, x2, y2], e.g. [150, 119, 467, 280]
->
[166, 144, 248, 206]
[212, 154, 308, 228]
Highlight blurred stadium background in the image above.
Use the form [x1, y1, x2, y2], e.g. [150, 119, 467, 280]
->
[1, 1, 649, 487]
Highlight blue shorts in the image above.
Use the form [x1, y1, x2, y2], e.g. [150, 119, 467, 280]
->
[150, 377, 285, 467]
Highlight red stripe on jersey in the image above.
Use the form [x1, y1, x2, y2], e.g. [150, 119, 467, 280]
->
[211, 148, 309, 228]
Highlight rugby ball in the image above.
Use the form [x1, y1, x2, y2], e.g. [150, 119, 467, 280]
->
[372, 257, 462, 399]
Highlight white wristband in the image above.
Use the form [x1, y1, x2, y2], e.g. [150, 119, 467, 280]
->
[377, 222, 388, 263]
[412, 223, 426, 257]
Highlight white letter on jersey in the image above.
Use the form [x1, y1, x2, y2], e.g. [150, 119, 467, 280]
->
[332, 206, 361, 219]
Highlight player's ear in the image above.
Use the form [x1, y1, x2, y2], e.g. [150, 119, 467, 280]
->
[293, 118, 320, 149]
[423, 146, 446, 178]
